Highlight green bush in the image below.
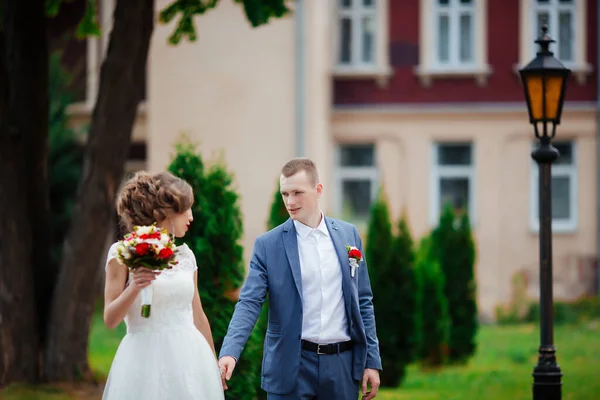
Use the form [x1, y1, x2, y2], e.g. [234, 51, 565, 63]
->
[48, 51, 84, 268]
[168, 141, 262, 400]
[365, 190, 393, 286]
[495, 306, 523, 325]
[378, 214, 420, 386]
[568, 296, 600, 321]
[267, 180, 288, 230]
[365, 191, 399, 385]
[416, 236, 450, 368]
[431, 205, 478, 362]
[525, 297, 600, 325]
[452, 212, 478, 360]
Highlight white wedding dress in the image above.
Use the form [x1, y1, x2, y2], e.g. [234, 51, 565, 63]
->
[102, 243, 225, 400]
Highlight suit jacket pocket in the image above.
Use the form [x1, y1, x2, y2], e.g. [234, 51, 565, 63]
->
[262, 332, 298, 394]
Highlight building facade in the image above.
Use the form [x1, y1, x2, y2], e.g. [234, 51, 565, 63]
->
[64, 0, 598, 319]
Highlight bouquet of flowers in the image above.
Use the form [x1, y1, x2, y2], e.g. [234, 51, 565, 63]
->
[115, 224, 178, 318]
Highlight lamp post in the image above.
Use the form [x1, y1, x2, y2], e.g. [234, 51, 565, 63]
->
[518, 25, 570, 400]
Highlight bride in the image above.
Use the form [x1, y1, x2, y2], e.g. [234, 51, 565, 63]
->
[102, 171, 225, 400]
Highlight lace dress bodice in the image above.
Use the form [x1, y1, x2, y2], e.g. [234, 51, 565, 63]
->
[106, 242, 199, 334]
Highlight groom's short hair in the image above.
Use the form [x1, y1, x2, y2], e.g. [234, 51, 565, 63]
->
[281, 158, 320, 186]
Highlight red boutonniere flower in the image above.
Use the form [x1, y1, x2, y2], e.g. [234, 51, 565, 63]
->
[346, 245, 363, 277]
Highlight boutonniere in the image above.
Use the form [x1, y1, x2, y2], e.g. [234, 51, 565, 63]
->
[346, 245, 363, 277]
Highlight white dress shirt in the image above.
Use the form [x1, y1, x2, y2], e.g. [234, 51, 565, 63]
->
[294, 213, 351, 344]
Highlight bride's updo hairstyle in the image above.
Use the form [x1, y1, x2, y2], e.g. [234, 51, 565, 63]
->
[116, 171, 194, 231]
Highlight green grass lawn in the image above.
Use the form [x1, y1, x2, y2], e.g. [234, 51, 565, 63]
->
[378, 321, 600, 400]
[2, 318, 599, 399]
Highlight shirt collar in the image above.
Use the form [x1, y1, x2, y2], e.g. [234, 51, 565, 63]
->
[294, 211, 329, 239]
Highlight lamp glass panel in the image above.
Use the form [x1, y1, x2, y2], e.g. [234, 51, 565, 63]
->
[525, 74, 543, 120]
[524, 73, 564, 121]
[544, 74, 564, 120]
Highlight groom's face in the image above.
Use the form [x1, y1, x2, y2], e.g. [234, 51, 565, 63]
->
[279, 170, 322, 224]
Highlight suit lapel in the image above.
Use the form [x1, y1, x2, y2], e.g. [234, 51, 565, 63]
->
[326, 217, 353, 321]
[282, 219, 303, 303]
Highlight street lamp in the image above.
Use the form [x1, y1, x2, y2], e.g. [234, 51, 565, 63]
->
[518, 25, 570, 400]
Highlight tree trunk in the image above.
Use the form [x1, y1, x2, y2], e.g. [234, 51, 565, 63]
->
[0, 0, 50, 385]
[44, 0, 154, 381]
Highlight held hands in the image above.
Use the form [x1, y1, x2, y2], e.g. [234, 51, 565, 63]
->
[218, 356, 237, 390]
[361, 368, 380, 400]
[131, 267, 159, 291]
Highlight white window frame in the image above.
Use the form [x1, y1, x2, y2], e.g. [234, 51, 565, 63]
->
[333, 144, 379, 223]
[531, 0, 577, 64]
[433, 0, 476, 69]
[332, 0, 393, 85]
[518, 0, 592, 84]
[529, 141, 578, 233]
[429, 142, 476, 226]
[415, 0, 491, 87]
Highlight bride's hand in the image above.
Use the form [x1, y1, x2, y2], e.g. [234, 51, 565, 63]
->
[131, 267, 159, 291]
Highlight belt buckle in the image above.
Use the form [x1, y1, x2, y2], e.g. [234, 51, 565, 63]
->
[317, 344, 326, 355]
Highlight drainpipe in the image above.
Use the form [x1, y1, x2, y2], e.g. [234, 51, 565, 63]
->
[295, 0, 305, 157]
[597, 0, 600, 301]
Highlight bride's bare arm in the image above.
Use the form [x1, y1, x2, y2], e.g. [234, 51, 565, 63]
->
[104, 260, 156, 329]
[192, 270, 217, 357]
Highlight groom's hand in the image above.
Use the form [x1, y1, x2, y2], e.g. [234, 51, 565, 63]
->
[361, 368, 380, 400]
[218, 356, 237, 390]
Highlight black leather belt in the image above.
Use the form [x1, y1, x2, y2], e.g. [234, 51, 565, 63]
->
[301, 340, 353, 355]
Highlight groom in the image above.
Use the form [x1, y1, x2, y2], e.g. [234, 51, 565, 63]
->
[219, 158, 382, 400]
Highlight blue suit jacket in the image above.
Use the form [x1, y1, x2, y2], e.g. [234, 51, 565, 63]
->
[219, 217, 382, 395]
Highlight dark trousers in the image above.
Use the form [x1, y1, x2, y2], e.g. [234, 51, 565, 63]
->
[267, 348, 359, 400]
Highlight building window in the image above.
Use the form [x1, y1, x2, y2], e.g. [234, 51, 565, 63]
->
[333, 0, 392, 83]
[338, 0, 377, 67]
[334, 144, 378, 222]
[532, 0, 576, 63]
[519, 0, 591, 84]
[435, 0, 475, 68]
[430, 143, 475, 224]
[530, 141, 577, 232]
[415, 0, 491, 87]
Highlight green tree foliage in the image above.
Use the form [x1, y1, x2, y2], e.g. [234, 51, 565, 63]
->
[415, 236, 450, 368]
[378, 214, 420, 386]
[44, 0, 291, 42]
[365, 191, 398, 384]
[431, 204, 478, 362]
[452, 212, 478, 361]
[159, 0, 291, 44]
[365, 190, 393, 284]
[168, 140, 263, 399]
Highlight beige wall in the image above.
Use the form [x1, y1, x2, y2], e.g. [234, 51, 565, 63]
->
[333, 106, 597, 319]
[147, 1, 298, 260]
